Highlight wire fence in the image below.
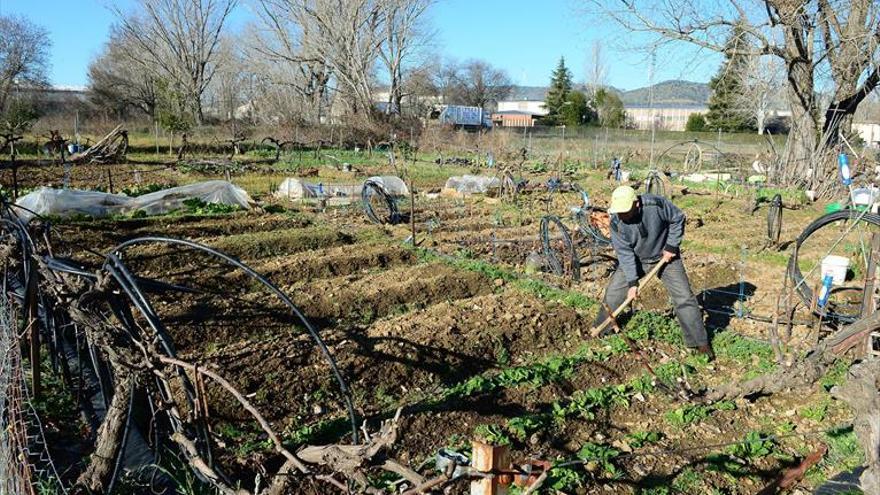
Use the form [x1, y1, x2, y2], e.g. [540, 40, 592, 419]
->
[0, 294, 66, 495]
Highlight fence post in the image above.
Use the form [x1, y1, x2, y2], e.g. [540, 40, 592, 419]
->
[410, 179, 416, 247]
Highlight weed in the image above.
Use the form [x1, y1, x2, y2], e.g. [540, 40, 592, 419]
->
[506, 414, 548, 442]
[671, 467, 702, 492]
[605, 334, 630, 355]
[726, 431, 775, 459]
[820, 359, 852, 391]
[577, 442, 621, 478]
[627, 373, 655, 394]
[800, 399, 830, 422]
[626, 430, 662, 449]
[494, 340, 511, 366]
[547, 465, 584, 491]
[625, 311, 682, 344]
[713, 331, 776, 378]
[444, 433, 470, 453]
[474, 424, 512, 446]
[653, 361, 683, 386]
[665, 404, 710, 426]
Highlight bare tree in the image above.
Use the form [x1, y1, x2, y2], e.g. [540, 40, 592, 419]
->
[734, 53, 784, 134]
[585, 40, 608, 98]
[440, 59, 512, 109]
[0, 15, 50, 114]
[254, 0, 384, 117]
[88, 27, 159, 117]
[377, 0, 434, 114]
[586, 0, 880, 188]
[112, 0, 239, 124]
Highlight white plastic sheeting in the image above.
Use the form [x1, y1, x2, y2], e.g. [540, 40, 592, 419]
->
[368, 176, 409, 196]
[274, 175, 409, 200]
[443, 175, 501, 194]
[15, 180, 253, 221]
[274, 179, 360, 200]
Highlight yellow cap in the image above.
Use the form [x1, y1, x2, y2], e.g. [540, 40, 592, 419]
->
[608, 186, 637, 213]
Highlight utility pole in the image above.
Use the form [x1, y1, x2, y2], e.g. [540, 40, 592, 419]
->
[649, 50, 657, 169]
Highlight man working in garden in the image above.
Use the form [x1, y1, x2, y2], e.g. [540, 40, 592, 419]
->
[593, 186, 713, 359]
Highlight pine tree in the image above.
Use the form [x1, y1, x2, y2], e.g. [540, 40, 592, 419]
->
[544, 57, 572, 125]
[705, 24, 753, 132]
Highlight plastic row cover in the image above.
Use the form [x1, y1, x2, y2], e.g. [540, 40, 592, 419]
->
[274, 176, 409, 200]
[15, 180, 254, 221]
[443, 175, 501, 194]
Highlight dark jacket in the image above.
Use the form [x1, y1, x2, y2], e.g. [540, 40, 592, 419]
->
[610, 194, 685, 287]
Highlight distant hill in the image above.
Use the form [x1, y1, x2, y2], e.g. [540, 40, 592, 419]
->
[620, 80, 710, 106]
[507, 80, 710, 106]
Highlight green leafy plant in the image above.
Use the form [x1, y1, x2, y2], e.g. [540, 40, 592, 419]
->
[665, 404, 710, 426]
[800, 400, 829, 422]
[506, 415, 548, 442]
[726, 431, 774, 459]
[474, 424, 511, 446]
[577, 442, 621, 478]
[626, 430, 662, 449]
[182, 197, 240, 215]
[547, 465, 584, 491]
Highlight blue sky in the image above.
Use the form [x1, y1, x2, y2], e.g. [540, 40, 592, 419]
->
[1, 0, 722, 91]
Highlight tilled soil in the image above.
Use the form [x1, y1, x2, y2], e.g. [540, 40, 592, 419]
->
[40, 188, 856, 495]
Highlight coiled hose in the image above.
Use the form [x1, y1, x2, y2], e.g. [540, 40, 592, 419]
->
[541, 215, 580, 282]
[361, 180, 400, 225]
[786, 209, 880, 323]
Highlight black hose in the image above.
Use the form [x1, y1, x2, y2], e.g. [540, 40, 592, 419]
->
[540, 215, 580, 282]
[787, 208, 880, 323]
[573, 208, 611, 247]
[361, 180, 399, 225]
[645, 171, 665, 197]
[108, 236, 360, 445]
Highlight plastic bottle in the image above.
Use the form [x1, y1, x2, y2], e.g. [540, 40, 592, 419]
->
[817, 274, 834, 308]
[839, 153, 853, 186]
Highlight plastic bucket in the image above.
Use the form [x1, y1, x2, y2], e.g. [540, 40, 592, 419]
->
[821, 255, 849, 286]
[619, 170, 631, 182]
[852, 187, 878, 207]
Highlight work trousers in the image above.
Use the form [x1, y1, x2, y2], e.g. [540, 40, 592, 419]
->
[593, 258, 708, 347]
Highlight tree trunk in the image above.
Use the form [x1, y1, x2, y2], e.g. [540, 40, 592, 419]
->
[830, 360, 880, 494]
[75, 374, 134, 492]
[781, 59, 819, 186]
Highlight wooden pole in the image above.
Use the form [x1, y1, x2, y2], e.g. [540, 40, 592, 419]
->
[860, 233, 880, 318]
[410, 179, 416, 246]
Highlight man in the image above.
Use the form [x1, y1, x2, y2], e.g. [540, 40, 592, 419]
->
[593, 185, 713, 358]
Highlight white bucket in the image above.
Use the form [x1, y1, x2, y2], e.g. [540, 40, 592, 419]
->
[821, 255, 850, 286]
[619, 170, 631, 182]
[852, 187, 879, 207]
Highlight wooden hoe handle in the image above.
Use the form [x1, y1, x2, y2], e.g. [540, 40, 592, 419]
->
[590, 260, 667, 338]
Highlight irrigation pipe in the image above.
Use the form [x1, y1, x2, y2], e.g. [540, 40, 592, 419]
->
[108, 236, 360, 444]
